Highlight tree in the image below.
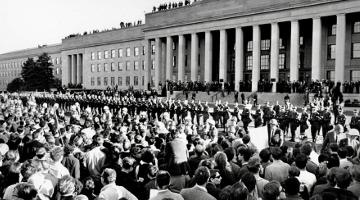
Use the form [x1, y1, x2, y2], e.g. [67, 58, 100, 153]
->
[7, 78, 25, 92]
[21, 53, 55, 91]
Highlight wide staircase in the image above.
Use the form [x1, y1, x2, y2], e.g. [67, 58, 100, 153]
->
[171, 91, 308, 106]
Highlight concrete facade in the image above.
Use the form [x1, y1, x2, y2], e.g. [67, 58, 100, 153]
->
[1, 0, 360, 91]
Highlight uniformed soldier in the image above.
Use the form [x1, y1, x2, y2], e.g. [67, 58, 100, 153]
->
[350, 109, 360, 132]
[336, 107, 347, 131]
[241, 101, 252, 133]
[289, 106, 299, 142]
[309, 107, 322, 143]
[299, 107, 309, 140]
[252, 105, 263, 128]
[321, 106, 332, 138]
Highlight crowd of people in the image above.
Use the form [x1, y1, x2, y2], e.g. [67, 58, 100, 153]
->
[0, 88, 359, 200]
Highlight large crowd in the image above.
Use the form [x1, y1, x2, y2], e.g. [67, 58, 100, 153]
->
[0, 88, 360, 200]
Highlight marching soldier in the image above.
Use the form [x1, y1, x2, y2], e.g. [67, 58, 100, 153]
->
[241, 101, 252, 133]
[309, 107, 322, 143]
[321, 106, 332, 138]
[252, 105, 263, 128]
[289, 106, 299, 142]
[336, 107, 347, 131]
[299, 107, 309, 140]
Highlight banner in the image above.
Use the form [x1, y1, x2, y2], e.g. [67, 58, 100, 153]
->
[248, 126, 269, 151]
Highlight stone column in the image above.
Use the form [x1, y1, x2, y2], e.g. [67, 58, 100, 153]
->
[72, 54, 76, 84]
[145, 39, 152, 89]
[270, 22, 280, 92]
[335, 14, 346, 86]
[219, 29, 228, 82]
[178, 34, 185, 82]
[235, 27, 244, 92]
[155, 38, 161, 89]
[191, 33, 199, 81]
[166, 36, 173, 81]
[161, 41, 167, 84]
[77, 54, 82, 84]
[204, 31, 213, 82]
[290, 20, 300, 82]
[68, 55, 72, 84]
[252, 25, 261, 92]
[311, 17, 322, 82]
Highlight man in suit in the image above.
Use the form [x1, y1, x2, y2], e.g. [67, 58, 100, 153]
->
[180, 166, 217, 200]
[322, 124, 344, 152]
[150, 170, 184, 200]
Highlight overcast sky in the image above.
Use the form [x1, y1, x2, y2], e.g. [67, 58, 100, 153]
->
[0, 0, 170, 54]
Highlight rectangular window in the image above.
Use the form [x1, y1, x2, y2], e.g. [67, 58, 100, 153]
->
[328, 45, 336, 60]
[126, 61, 131, 71]
[118, 49, 123, 57]
[352, 43, 360, 58]
[104, 50, 109, 59]
[111, 62, 115, 71]
[134, 76, 139, 86]
[246, 55, 253, 70]
[97, 64, 101, 72]
[172, 42, 176, 50]
[134, 61, 139, 71]
[126, 76, 130, 86]
[260, 55, 270, 70]
[97, 77, 101, 85]
[142, 76, 145, 86]
[111, 77, 115, 86]
[142, 46, 145, 55]
[142, 60, 145, 70]
[97, 51, 102, 60]
[185, 55, 188, 67]
[118, 62, 123, 71]
[91, 52, 96, 60]
[327, 70, 335, 81]
[104, 77, 108, 86]
[351, 70, 360, 81]
[247, 41, 253, 52]
[56, 58, 59, 65]
[151, 60, 155, 70]
[104, 63, 109, 72]
[91, 64, 95, 72]
[126, 48, 131, 57]
[354, 21, 360, 33]
[118, 77, 122, 86]
[151, 75, 155, 86]
[151, 45, 155, 55]
[279, 54, 285, 69]
[299, 36, 304, 46]
[260, 39, 270, 50]
[91, 77, 95, 86]
[134, 47, 139, 56]
[111, 49, 116, 58]
[329, 24, 336, 36]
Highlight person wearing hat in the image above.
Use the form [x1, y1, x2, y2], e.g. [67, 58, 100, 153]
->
[269, 119, 284, 147]
[299, 107, 309, 140]
[336, 107, 347, 130]
[99, 168, 138, 200]
[289, 106, 299, 142]
[321, 106, 333, 139]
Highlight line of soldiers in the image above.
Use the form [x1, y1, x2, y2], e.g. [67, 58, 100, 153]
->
[11, 92, 360, 144]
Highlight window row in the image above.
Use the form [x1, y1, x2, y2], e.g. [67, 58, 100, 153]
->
[90, 76, 145, 87]
[0, 61, 25, 70]
[328, 43, 360, 59]
[51, 57, 62, 65]
[246, 39, 289, 52]
[90, 61, 145, 72]
[91, 47, 145, 60]
[326, 70, 360, 82]
[245, 54, 286, 70]
[329, 21, 360, 36]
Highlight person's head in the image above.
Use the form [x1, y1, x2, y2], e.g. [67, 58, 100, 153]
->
[288, 166, 300, 177]
[300, 143, 313, 156]
[224, 147, 235, 162]
[231, 182, 249, 200]
[334, 167, 352, 189]
[194, 166, 210, 186]
[194, 144, 205, 156]
[59, 175, 76, 196]
[122, 157, 135, 171]
[241, 172, 256, 193]
[101, 168, 117, 185]
[284, 177, 300, 196]
[242, 135, 250, 145]
[155, 170, 171, 189]
[295, 153, 308, 170]
[263, 181, 281, 200]
[238, 147, 252, 162]
[15, 183, 38, 200]
[218, 185, 232, 200]
[327, 153, 340, 169]
[270, 147, 282, 160]
[20, 159, 38, 181]
[259, 148, 271, 163]
[50, 146, 64, 162]
[141, 150, 154, 164]
[350, 165, 360, 183]
[214, 152, 228, 169]
[334, 124, 344, 134]
[247, 157, 261, 174]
